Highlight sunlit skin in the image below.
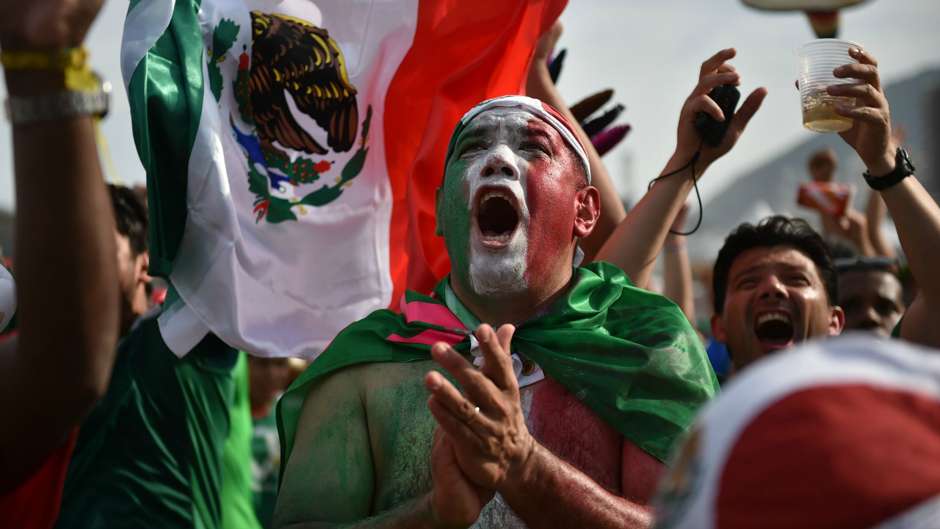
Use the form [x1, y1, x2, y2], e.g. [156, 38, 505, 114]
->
[838, 269, 904, 336]
[711, 246, 845, 370]
[437, 108, 598, 326]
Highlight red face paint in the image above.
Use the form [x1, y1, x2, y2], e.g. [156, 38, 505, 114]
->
[440, 109, 583, 311]
[521, 119, 581, 291]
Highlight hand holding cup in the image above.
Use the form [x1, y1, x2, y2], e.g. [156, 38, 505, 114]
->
[827, 47, 897, 176]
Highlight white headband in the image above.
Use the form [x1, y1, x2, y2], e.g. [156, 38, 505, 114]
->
[447, 95, 592, 183]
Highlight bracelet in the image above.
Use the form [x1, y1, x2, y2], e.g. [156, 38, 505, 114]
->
[1, 47, 88, 70]
[1, 47, 98, 92]
[6, 88, 110, 124]
[3, 49, 110, 124]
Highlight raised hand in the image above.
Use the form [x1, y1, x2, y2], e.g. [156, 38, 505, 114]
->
[672, 48, 767, 170]
[830, 208, 875, 256]
[0, 0, 104, 49]
[425, 324, 534, 491]
[532, 20, 563, 65]
[828, 48, 897, 176]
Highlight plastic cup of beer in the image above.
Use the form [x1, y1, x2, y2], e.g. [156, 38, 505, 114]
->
[798, 39, 860, 133]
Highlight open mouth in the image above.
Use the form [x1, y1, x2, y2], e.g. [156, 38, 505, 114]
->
[474, 187, 520, 249]
[753, 311, 795, 352]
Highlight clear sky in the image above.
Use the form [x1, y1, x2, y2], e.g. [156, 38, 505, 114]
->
[0, 0, 938, 210]
[557, 0, 940, 204]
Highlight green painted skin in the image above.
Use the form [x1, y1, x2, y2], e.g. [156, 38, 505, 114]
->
[276, 144, 476, 525]
[438, 155, 472, 296]
[274, 361, 442, 526]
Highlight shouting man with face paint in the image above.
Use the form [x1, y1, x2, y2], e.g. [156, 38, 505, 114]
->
[274, 93, 727, 528]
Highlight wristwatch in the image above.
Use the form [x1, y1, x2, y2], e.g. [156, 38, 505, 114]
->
[5, 72, 111, 125]
[863, 147, 915, 191]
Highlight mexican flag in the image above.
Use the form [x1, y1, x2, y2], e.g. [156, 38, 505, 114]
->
[121, 0, 565, 358]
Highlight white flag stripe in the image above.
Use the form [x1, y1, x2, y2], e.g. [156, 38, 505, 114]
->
[121, 0, 177, 88]
[144, 0, 419, 357]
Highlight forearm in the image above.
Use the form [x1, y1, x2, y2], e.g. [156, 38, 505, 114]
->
[865, 191, 894, 258]
[526, 64, 625, 261]
[278, 495, 446, 529]
[596, 156, 696, 288]
[663, 237, 696, 323]
[1, 69, 119, 475]
[880, 176, 940, 303]
[501, 444, 651, 529]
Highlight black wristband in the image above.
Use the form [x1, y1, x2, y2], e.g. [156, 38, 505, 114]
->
[863, 147, 915, 191]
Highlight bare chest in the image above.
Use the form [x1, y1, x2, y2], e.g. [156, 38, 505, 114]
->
[365, 365, 622, 516]
[472, 378, 623, 528]
[525, 377, 623, 492]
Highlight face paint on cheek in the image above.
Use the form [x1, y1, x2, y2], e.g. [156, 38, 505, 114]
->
[440, 159, 473, 288]
[522, 129, 578, 287]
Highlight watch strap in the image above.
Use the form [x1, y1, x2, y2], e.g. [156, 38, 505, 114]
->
[863, 148, 915, 191]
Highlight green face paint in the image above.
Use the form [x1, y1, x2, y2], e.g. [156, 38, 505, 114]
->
[439, 107, 584, 302]
[439, 155, 474, 295]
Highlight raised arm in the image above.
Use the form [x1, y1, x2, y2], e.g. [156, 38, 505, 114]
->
[0, 0, 119, 489]
[864, 191, 895, 258]
[662, 205, 697, 325]
[864, 129, 904, 258]
[595, 49, 767, 288]
[827, 47, 940, 348]
[525, 21, 626, 263]
[827, 207, 876, 257]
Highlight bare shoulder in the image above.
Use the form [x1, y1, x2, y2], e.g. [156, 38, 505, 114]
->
[361, 360, 439, 511]
[277, 361, 407, 524]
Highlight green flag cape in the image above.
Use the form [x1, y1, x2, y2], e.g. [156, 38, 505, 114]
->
[277, 261, 718, 471]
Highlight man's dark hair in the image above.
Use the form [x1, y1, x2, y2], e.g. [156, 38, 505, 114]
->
[712, 215, 837, 314]
[108, 184, 148, 256]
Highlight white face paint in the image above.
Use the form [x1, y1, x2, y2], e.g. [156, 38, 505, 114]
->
[456, 109, 535, 297]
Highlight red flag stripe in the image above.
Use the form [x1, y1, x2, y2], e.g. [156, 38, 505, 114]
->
[717, 384, 940, 529]
[382, 0, 567, 304]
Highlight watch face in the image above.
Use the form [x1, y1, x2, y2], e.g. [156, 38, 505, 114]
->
[899, 148, 915, 172]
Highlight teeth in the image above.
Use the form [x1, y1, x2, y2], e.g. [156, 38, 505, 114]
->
[757, 312, 790, 325]
[484, 232, 512, 242]
[482, 190, 512, 203]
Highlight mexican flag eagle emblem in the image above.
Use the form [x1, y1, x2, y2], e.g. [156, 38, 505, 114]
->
[210, 13, 372, 223]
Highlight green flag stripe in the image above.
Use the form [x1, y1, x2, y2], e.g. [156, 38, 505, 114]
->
[126, 0, 205, 277]
[121, 0, 176, 87]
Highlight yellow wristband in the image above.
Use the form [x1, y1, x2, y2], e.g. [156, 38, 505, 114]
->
[1, 47, 88, 71]
[1, 47, 98, 92]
